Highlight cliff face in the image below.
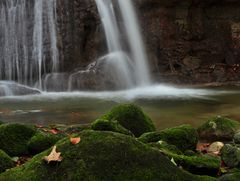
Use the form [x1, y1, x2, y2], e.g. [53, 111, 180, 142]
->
[47, 0, 240, 84]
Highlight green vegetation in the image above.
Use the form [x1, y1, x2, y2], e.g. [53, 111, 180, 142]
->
[101, 104, 155, 137]
[0, 124, 36, 156]
[0, 131, 216, 181]
[0, 149, 14, 173]
[138, 125, 198, 151]
[198, 116, 240, 141]
[91, 119, 133, 136]
[28, 132, 65, 154]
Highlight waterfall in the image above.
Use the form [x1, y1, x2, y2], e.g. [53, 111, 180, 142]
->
[95, 0, 151, 88]
[0, 0, 59, 89]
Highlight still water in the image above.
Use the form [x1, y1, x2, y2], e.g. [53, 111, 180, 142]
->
[0, 85, 239, 130]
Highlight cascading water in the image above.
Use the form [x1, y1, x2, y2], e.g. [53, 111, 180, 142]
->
[0, 0, 59, 91]
[94, 0, 151, 88]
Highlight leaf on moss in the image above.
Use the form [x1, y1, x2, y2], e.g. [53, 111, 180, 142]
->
[43, 146, 62, 163]
[70, 137, 81, 145]
[171, 158, 177, 166]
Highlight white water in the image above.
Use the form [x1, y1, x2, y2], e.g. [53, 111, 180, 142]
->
[0, 0, 59, 88]
[95, 0, 151, 88]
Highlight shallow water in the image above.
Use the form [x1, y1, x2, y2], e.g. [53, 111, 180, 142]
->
[0, 85, 239, 130]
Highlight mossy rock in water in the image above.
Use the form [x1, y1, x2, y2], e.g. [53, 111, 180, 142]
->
[0, 131, 216, 181]
[91, 119, 133, 136]
[0, 149, 14, 173]
[28, 132, 65, 155]
[0, 124, 36, 156]
[198, 116, 240, 141]
[138, 125, 198, 152]
[101, 104, 155, 137]
[220, 144, 240, 168]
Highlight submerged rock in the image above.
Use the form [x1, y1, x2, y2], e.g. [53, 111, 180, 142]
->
[138, 125, 198, 152]
[91, 119, 133, 136]
[0, 131, 216, 181]
[101, 104, 156, 137]
[0, 149, 14, 173]
[0, 124, 36, 156]
[197, 116, 240, 141]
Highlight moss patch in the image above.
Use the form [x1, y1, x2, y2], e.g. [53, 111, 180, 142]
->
[0, 149, 14, 173]
[91, 119, 133, 136]
[0, 131, 216, 181]
[28, 132, 65, 155]
[138, 125, 198, 152]
[0, 124, 36, 156]
[198, 116, 240, 141]
[101, 104, 155, 137]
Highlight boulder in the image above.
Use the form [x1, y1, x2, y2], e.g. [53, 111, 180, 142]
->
[0, 124, 36, 156]
[101, 104, 156, 137]
[138, 125, 198, 151]
[0, 131, 216, 181]
[197, 116, 240, 141]
[28, 132, 65, 155]
[221, 144, 240, 168]
[91, 119, 133, 136]
[0, 149, 14, 173]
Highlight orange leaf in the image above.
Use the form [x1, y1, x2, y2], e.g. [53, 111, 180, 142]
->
[49, 128, 59, 135]
[43, 146, 62, 163]
[70, 137, 81, 145]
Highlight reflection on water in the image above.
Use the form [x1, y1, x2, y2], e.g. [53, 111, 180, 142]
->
[0, 85, 239, 130]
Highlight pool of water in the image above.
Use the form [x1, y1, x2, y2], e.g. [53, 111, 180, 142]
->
[0, 85, 239, 130]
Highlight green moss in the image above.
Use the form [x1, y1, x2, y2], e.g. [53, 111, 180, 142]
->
[165, 151, 220, 176]
[0, 124, 36, 156]
[138, 125, 198, 152]
[0, 149, 14, 173]
[101, 104, 155, 137]
[65, 124, 91, 134]
[220, 171, 240, 181]
[198, 116, 240, 141]
[148, 141, 183, 155]
[220, 144, 240, 168]
[0, 131, 216, 181]
[91, 119, 133, 136]
[28, 132, 65, 155]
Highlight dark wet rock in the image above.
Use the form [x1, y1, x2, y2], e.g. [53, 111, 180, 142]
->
[138, 124, 198, 152]
[0, 131, 216, 181]
[91, 119, 133, 136]
[0, 149, 14, 173]
[0, 81, 40, 96]
[221, 144, 240, 168]
[101, 104, 156, 137]
[0, 124, 36, 156]
[198, 116, 240, 142]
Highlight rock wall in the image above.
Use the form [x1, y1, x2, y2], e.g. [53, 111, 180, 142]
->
[56, 0, 240, 84]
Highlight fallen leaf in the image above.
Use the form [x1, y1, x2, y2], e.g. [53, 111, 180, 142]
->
[70, 137, 81, 145]
[49, 128, 59, 135]
[171, 158, 177, 166]
[43, 146, 62, 163]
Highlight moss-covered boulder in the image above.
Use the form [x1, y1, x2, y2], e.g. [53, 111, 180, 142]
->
[91, 119, 133, 136]
[28, 132, 65, 155]
[0, 131, 216, 181]
[221, 144, 240, 168]
[169, 154, 221, 176]
[0, 124, 36, 156]
[148, 141, 183, 155]
[198, 116, 240, 141]
[138, 125, 198, 151]
[101, 104, 155, 137]
[0, 149, 14, 173]
[233, 132, 240, 144]
[220, 171, 240, 181]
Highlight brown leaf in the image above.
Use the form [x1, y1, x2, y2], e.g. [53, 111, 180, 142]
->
[43, 146, 62, 163]
[70, 137, 81, 145]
